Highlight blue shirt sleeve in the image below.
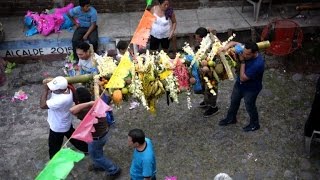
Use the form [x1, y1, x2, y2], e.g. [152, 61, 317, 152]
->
[69, 6, 79, 17]
[90, 7, 97, 23]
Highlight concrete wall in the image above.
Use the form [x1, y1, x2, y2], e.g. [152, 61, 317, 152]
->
[0, 0, 301, 17]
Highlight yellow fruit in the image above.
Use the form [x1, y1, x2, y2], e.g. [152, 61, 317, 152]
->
[148, 76, 155, 82]
[208, 60, 215, 67]
[121, 87, 129, 95]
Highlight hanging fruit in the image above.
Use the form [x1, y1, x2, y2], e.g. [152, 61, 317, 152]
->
[112, 89, 123, 105]
[189, 77, 196, 84]
[215, 63, 224, 74]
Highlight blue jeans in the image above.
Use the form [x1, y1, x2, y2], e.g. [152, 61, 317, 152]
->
[88, 133, 119, 175]
[226, 82, 261, 126]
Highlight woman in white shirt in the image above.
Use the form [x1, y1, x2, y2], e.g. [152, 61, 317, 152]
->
[150, 0, 177, 53]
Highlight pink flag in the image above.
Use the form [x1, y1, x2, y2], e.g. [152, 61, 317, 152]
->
[91, 97, 112, 118]
[71, 114, 97, 143]
[71, 97, 111, 143]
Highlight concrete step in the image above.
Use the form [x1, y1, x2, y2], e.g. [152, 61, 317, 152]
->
[0, 4, 319, 62]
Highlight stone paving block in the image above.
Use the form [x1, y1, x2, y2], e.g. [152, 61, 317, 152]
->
[98, 13, 131, 26]
[196, 7, 241, 20]
[174, 9, 198, 22]
[199, 18, 250, 32]
[57, 29, 73, 39]
[243, 16, 271, 28]
[0, 17, 25, 41]
[234, 6, 276, 26]
[100, 21, 131, 38]
[176, 20, 200, 35]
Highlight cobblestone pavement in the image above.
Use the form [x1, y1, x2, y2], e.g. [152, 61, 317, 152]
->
[0, 57, 319, 180]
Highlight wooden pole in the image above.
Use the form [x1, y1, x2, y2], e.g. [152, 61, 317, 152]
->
[42, 74, 93, 84]
[296, 3, 320, 11]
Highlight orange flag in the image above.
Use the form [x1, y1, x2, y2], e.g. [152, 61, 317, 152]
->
[130, 10, 156, 47]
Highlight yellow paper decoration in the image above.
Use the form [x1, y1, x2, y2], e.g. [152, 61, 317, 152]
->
[159, 70, 172, 80]
[106, 52, 134, 88]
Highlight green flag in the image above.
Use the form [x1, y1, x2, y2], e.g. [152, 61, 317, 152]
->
[35, 148, 85, 180]
[146, 0, 153, 6]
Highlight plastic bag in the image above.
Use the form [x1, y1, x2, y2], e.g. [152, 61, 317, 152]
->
[101, 94, 115, 126]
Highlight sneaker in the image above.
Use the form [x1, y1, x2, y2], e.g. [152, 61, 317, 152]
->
[88, 164, 104, 172]
[243, 124, 260, 132]
[199, 101, 207, 108]
[107, 168, 121, 179]
[203, 106, 219, 117]
[218, 118, 237, 126]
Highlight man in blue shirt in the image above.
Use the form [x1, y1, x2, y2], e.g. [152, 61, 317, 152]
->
[128, 129, 157, 180]
[219, 42, 265, 132]
[68, 0, 98, 61]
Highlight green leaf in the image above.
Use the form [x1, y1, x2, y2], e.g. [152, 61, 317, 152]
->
[5, 69, 12, 74]
[146, 0, 152, 6]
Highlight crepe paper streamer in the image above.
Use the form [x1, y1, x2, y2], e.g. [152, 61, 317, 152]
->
[185, 55, 202, 93]
[130, 10, 156, 47]
[146, 0, 153, 6]
[105, 53, 134, 88]
[174, 60, 190, 90]
[165, 176, 177, 180]
[91, 97, 112, 118]
[159, 70, 172, 80]
[12, 90, 28, 101]
[35, 148, 84, 180]
[24, 3, 74, 36]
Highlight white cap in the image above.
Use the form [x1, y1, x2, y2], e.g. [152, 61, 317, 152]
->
[47, 76, 68, 91]
[214, 173, 232, 180]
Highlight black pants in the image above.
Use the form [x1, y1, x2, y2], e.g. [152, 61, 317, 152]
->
[204, 86, 218, 108]
[49, 125, 88, 159]
[72, 27, 98, 61]
[149, 35, 169, 51]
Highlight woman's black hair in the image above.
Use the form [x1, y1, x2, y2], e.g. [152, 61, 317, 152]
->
[158, 0, 173, 20]
[76, 42, 90, 52]
[158, 0, 166, 4]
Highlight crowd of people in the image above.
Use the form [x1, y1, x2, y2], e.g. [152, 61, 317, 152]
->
[39, 0, 271, 179]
